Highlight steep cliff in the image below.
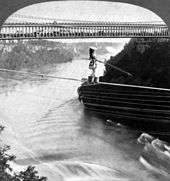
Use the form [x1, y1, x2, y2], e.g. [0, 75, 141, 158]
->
[102, 38, 170, 89]
[0, 40, 74, 72]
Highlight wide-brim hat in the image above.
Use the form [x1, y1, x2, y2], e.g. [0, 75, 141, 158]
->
[89, 46, 97, 50]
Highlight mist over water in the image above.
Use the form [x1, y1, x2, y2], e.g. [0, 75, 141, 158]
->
[0, 56, 168, 180]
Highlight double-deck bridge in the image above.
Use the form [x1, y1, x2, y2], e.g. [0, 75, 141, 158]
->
[0, 0, 170, 39]
[0, 21, 169, 40]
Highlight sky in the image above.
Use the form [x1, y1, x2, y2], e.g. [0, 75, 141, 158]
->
[7, 1, 163, 23]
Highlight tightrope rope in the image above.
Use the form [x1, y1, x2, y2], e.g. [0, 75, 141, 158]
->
[0, 68, 169, 136]
[0, 68, 82, 82]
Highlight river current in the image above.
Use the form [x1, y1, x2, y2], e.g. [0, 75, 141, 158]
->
[0, 58, 169, 181]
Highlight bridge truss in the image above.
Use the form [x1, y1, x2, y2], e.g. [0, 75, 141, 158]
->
[0, 22, 169, 40]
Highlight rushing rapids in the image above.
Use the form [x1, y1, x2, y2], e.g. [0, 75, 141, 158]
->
[0, 58, 169, 181]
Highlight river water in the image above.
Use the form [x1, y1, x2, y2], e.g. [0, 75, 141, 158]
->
[0, 58, 169, 181]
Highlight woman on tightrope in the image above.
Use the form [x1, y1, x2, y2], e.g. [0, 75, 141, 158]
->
[89, 47, 98, 83]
